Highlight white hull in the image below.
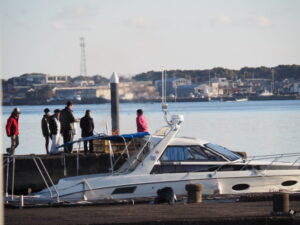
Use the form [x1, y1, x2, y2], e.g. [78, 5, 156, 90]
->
[33, 114, 300, 203]
[38, 169, 300, 202]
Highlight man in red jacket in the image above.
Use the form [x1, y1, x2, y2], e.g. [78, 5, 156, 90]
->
[6, 108, 21, 155]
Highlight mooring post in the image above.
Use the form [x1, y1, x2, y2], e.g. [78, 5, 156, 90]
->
[185, 184, 204, 203]
[110, 72, 120, 135]
[272, 193, 289, 214]
[19, 195, 24, 209]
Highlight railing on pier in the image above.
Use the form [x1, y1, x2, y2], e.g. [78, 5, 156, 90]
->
[3, 155, 60, 203]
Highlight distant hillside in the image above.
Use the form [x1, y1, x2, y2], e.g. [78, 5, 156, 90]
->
[132, 65, 300, 83]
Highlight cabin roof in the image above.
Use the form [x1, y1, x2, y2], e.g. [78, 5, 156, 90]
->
[168, 137, 208, 146]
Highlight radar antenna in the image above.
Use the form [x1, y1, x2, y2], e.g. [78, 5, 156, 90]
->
[161, 70, 171, 125]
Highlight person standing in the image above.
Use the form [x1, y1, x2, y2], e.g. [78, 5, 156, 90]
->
[5, 108, 21, 155]
[41, 108, 51, 154]
[136, 109, 148, 133]
[60, 101, 76, 153]
[80, 110, 95, 155]
[49, 109, 61, 155]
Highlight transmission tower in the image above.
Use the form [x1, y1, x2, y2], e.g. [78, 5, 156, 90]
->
[80, 37, 87, 77]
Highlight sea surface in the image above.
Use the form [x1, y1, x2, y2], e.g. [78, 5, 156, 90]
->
[1, 100, 300, 156]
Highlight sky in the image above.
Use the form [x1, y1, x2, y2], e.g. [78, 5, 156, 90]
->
[0, 0, 300, 79]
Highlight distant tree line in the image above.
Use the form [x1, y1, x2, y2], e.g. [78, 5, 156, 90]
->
[132, 65, 300, 83]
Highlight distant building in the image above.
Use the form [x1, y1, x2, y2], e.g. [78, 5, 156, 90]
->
[177, 84, 210, 98]
[54, 86, 110, 100]
[12, 74, 69, 86]
[210, 77, 229, 87]
[155, 78, 191, 96]
[118, 81, 159, 100]
[72, 80, 95, 87]
[293, 82, 300, 94]
[209, 78, 230, 97]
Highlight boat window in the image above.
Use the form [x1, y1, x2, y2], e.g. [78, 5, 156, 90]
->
[160, 146, 225, 161]
[205, 143, 240, 161]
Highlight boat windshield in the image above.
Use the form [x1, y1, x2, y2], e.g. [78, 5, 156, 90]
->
[205, 143, 241, 161]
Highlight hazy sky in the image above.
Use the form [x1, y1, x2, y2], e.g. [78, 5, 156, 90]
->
[1, 0, 300, 79]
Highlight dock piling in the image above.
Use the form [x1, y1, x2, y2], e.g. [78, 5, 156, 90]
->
[110, 72, 120, 135]
[19, 195, 24, 209]
[272, 193, 289, 214]
[185, 184, 204, 203]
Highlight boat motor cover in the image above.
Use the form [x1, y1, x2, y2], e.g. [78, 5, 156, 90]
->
[58, 132, 150, 148]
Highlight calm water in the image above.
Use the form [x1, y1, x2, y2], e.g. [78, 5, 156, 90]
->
[1, 100, 300, 156]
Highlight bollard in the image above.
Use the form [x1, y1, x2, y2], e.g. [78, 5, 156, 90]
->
[19, 195, 24, 209]
[185, 184, 204, 203]
[272, 193, 289, 214]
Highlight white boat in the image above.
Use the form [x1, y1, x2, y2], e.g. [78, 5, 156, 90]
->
[32, 112, 300, 203]
[260, 89, 274, 96]
[30, 71, 300, 203]
[236, 98, 248, 102]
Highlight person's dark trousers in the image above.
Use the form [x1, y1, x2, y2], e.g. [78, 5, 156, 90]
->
[84, 140, 94, 154]
[44, 135, 50, 154]
[62, 130, 73, 153]
[7, 135, 19, 155]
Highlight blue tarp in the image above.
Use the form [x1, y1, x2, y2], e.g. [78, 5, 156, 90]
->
[58, 132, 150, 148]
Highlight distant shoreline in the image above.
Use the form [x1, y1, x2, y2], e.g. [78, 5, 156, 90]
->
[2, 95, 299, 106]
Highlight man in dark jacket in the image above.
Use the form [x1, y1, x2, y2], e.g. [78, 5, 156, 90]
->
[6, 108, 21, 155]
[80, 110, 94, 154]
[60, 101, 76, 153]
[41, 108, 51, 154]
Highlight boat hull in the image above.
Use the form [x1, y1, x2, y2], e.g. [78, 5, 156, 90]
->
[38, 169, 300, 202]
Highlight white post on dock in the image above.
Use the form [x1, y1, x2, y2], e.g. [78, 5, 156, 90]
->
[110, 72, 120, 135]
[19, 195, 24, 209]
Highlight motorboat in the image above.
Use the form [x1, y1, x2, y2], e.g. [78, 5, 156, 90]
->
[31, 112, 300, 203]
[30, 71, 300, 203]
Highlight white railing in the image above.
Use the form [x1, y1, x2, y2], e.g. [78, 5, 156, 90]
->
[3, 155, 60, 203]
[212, 152, 300, 175]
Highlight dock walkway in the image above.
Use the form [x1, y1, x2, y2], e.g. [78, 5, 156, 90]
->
[5, 201, 300, 225]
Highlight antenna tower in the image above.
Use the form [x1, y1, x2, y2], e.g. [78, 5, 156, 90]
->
[80, 37, 87, 76]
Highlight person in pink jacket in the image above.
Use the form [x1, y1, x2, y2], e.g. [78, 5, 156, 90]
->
[136, 109, 148, 133]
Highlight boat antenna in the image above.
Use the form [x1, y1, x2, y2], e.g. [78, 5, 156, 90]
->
[161, 69, 171, 125]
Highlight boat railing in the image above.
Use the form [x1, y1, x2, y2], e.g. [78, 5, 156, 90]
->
[3, 154, 60, 203]
[126, 135, 153, 172]
[114, 135, 153, 174]
[212, 152, 300, 175]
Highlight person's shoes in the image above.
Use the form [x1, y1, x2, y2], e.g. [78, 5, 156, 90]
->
[6, 148, 14, 156]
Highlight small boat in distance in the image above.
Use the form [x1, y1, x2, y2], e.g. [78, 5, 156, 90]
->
[259, 89, 274, 96]
[236, 98, 248, 102]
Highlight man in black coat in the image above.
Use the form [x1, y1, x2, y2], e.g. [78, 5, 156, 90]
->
[41, 108, 51, 154]
[80, 110, 94, 155]
[60, 101, 76, 153]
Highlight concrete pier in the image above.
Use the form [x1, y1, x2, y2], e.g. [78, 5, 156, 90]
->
[5, 201, 300, 225]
